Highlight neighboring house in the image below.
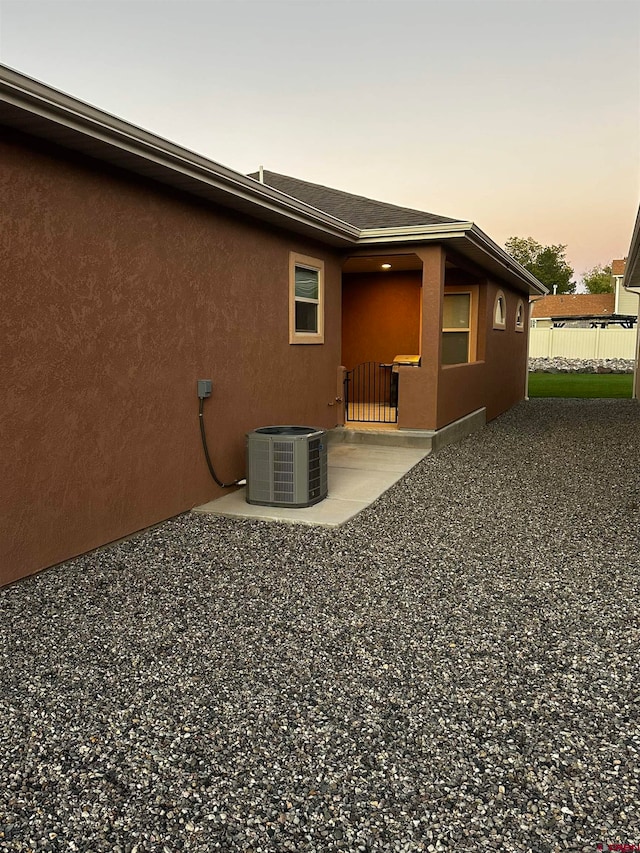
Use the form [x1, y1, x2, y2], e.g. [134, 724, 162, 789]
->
[622, 213, 640, 398]
[529, 268, 639, 362]
[530, 292, 636, 329]
[612, 258, 640, 319]
[0, 66, 545, 586]
[612, 259, 626, 279]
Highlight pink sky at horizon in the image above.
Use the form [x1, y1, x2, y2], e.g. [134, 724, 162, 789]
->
[1, 0, 638, 283]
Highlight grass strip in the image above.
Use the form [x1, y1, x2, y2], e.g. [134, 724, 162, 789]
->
[528, 372, 633, 398]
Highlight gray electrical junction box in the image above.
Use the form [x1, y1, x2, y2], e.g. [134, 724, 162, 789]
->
[197, 379, 212, 399]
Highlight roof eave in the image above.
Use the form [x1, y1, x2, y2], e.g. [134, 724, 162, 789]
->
[623, 205, 640, 291]
[0, 64, 551, 289]
[0, 64, 358, 247]
[358, 223, 547, 296]
[358, 222, 475, 241]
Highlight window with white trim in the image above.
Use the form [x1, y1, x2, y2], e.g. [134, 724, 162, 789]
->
[515, 299, 525, 331]
[493, 290, 506, 329]
[289, 253, 324, 344]
[442, 286, 478, 364]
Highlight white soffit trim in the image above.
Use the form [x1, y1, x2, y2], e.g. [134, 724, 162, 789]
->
[359, 222, 475, 241]
[466, 223, 547, 296]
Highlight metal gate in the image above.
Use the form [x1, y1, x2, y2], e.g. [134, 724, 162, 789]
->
[344, 362, 398, 423]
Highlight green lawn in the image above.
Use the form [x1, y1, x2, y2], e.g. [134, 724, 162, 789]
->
[528, 372, 633, 398]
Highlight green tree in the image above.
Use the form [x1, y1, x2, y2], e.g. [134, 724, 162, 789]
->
[505, 236, 575, 294]
[582, 264, 613, 294]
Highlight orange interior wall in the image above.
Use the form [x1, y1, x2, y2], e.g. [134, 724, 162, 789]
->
[342, 272, 421, 369]
[1, 132, 343, 586]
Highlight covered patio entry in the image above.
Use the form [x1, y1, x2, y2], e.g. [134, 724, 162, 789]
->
[342, 252, 423, 426]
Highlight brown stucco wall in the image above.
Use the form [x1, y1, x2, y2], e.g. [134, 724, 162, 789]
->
[437, 362, 487, 427]
[1, 132, 343, 586]
[396, 246, 444, 430]
[437, 280, 528, 428]
[480, 282, 529, 421]
[342, 271, 421, 369]
[387, 248, 530, 432]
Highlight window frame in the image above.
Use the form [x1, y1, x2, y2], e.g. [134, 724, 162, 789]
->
[515, 298, 525, 332]
[441, 285, 479, 365]
[493, 290, 506, 330]
[289, 253, 325, 345]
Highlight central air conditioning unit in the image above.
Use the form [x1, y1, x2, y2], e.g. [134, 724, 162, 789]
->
[246, 426, 328, 507]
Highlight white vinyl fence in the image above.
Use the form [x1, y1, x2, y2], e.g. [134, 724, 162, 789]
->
[529, 327, 638, 360]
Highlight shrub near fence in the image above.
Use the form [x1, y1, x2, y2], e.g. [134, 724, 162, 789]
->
[529, 326, 637, 360]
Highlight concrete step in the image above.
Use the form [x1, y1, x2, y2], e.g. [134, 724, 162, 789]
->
[328, 426, 434, 450]
[327, 407, 486, 453]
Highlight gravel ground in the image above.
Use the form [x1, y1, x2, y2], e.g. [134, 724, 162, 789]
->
[2, 399, 640, 853]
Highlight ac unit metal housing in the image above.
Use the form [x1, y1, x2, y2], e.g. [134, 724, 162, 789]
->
[246, 426, 328, 507]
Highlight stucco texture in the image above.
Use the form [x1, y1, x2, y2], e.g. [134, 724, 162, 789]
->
[438, 281, 529, 428]
[1, 133, 342, 585]
[380, 248, 529, 431]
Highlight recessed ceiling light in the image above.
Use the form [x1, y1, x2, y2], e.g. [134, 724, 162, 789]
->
[381, 263, 391, 270]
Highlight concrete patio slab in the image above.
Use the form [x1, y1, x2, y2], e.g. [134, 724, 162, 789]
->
[193, 443, 429, 527]
[327, 444, 429, 473]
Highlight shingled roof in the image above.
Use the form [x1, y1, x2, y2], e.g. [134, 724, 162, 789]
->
[531, 293, 615, 319]
[612, 259, 626, 276]
[247, 170, 458, 229]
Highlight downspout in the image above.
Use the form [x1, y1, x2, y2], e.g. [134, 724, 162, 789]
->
[525, 298, 534, 401]
[633, 308, 640, 400]
[623, 285, 640, 399]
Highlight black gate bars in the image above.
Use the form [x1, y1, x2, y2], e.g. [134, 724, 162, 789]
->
[344, 362, 398, 424]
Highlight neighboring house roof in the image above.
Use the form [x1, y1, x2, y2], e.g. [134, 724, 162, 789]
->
[0, 63, 546, 296]
[612, 259, 626, 276]
[531, 294, 615, 319]
[247, 170, 458, 230]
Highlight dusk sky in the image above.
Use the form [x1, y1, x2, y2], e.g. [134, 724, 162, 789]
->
[1, 0, 638, 283]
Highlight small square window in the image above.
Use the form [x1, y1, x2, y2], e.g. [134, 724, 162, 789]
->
[289, 253, 324, 344]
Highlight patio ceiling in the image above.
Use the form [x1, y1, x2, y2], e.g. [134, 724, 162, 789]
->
[342, 254, 423, 274]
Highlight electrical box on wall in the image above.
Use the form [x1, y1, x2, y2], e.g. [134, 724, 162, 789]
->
[197, 379, 212, 399]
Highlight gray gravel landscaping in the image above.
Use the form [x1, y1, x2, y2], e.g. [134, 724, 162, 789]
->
[2, 399, 640, 853]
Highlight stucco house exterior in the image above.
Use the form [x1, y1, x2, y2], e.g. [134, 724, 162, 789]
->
[611, 258, 639, 320]
[622, 212, 640, 398]
[1, 66, 545, 586]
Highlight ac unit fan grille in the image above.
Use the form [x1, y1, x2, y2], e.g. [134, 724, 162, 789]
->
[307, 438, 322, 500]
[273, 440, 295, 502]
